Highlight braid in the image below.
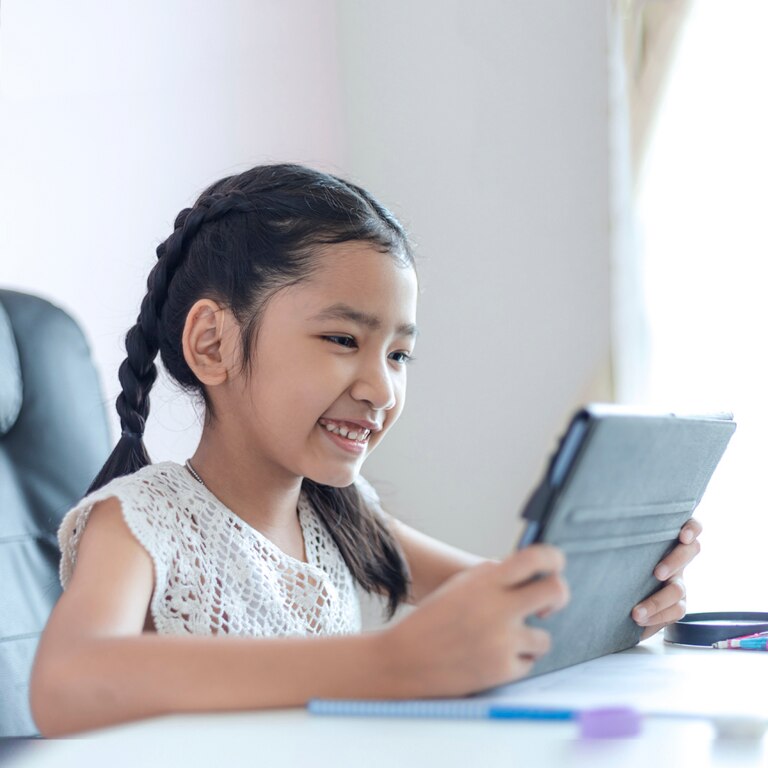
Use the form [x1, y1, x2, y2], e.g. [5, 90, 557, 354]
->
[86, 190, 255, 493]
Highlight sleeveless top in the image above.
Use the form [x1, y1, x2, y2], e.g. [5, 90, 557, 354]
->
[58, 462, 375, 637]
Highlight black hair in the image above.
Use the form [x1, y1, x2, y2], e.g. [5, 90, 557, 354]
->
[87, 163, 414, 617]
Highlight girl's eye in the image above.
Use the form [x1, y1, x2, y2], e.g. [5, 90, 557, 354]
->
[323, 335, 358, 348]
[390, 351, 415, 365]
[322, 336, 415, 365]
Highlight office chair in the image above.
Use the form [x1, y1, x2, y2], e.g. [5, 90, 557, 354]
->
[0, 289, 110, 737]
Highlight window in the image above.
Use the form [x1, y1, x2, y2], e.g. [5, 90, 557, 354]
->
[636, 1, 767, 609]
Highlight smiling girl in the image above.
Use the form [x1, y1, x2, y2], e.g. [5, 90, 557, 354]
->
[29, 164, 699, 736]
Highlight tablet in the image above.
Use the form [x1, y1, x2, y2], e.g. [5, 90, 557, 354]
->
[516, 404, 736, 676]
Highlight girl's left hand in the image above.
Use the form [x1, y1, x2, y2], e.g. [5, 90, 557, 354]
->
[631, 518, 702, 641]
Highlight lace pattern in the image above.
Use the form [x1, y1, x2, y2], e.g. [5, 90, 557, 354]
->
[58, 462, 363, 637]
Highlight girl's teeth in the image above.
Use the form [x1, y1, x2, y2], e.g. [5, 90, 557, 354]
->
[321, 421, 370, 442]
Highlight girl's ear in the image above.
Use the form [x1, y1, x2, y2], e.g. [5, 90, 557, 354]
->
[182, 299, 239, 386]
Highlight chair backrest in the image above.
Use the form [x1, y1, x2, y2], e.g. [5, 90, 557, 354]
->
[0, 289, 110, 737]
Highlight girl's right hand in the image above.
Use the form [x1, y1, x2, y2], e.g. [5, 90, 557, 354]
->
[379, 544, 569, 698]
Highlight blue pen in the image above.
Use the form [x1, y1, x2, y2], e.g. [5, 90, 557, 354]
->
[307, 699, 642, 738]
[487, 705, 574, 720]
[308, 700, 576, 720]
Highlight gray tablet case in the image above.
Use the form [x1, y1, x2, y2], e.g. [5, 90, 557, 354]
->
[516, 404, 736, 677]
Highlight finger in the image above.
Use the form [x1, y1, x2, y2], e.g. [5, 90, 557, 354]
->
[633, 578, 686, 626]
[654, 539, 701, 581]
[679, 518, 703, 545]
[510, 572, 570, 618]
[638, 598, 687, 640]
[508, 655, 536, 682]
[640, 623, 667, 642]
[514, 626, 552, 661]
[499, 544, 566, 587]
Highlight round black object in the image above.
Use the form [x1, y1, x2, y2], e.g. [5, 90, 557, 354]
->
[664, 612, 768, 647]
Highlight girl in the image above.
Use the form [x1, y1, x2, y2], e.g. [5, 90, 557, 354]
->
[29, 164, 699, 737]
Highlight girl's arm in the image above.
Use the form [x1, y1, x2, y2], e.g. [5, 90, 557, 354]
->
[30, 498, 389, 737]
[30, 498, 567, 737]
[387, 516, 491, 605]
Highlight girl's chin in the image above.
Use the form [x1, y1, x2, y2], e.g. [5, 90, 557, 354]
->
[304, 463, 363, 488]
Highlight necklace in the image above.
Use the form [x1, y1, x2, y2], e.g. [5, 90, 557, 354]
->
[185, 459, 205, 486]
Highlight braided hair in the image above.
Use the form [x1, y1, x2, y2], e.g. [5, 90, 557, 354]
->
[87, 163, 415, 616]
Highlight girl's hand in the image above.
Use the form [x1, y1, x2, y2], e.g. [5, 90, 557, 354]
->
[380, 544, 569, 698]
[631, 518, 702, 641]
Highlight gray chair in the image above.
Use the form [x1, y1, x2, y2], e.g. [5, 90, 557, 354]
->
[0, 289, 110, 737]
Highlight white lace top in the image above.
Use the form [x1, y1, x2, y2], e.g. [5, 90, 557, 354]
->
[58, 461, 371, 637]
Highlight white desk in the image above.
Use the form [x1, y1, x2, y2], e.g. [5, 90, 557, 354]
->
[6, 637, 768, 768]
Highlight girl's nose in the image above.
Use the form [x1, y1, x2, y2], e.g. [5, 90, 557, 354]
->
[350, 357, 397, 411]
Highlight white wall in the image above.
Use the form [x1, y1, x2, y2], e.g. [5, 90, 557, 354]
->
[2, 1, 614, 565]
[338, 0, 613, 558]
[1, 0, 347, 460]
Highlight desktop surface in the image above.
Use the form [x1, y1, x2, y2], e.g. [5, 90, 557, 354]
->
[6, 636, 768, 768]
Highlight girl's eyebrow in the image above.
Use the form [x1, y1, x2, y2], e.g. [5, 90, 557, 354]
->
[308, 302, 419, 339]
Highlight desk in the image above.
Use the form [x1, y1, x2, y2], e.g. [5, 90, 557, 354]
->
[5, 637, 768, 768]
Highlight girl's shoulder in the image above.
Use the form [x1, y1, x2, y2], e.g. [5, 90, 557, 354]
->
[58, 462, 192, 589]
[62, 461, 190, 526]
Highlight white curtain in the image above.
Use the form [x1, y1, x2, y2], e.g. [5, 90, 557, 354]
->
[609, 0, 693, 402]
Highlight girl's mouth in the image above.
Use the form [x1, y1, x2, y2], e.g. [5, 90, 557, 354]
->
[318, 418, 372, 443]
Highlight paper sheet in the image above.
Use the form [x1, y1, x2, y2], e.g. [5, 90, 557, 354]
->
[473, 645, 768, 718]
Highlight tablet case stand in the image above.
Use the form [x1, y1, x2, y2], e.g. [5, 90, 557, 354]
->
[514, 405, 736, 677]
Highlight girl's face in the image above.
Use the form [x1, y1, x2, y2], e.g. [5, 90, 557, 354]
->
[229, 241, 418, 487]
